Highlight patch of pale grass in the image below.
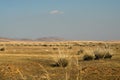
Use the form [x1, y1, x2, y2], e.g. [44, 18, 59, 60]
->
[94, 47, 113, 60]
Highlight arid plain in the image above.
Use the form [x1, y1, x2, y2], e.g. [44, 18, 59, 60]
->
[0, 40, 120, 80]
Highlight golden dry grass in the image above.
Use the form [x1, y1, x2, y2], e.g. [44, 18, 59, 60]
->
[0, 41, 120, 80]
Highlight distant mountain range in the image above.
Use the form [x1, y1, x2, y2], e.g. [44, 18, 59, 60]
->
[1, 37, 119, 42]
[0, 37, 66, 42]
[0, 37, 15, 42]
[36, 37, 65, 41]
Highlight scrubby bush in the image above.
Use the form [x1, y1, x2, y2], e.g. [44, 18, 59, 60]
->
[0, 48, 5, 51]
[56, 58, 69, 67]
[94, 50, 104, 60]
[77, 49, 84, 55]
[53, 48, 58, 50]
[42, 44, 48, 47]
[104, 52, 112, 59]
[51, 58, 69, 67]
[94, 50, 113, 60]
[51, 53, 71, 67]
[83, 54, 94, 61]
[68, 46, 72, 49]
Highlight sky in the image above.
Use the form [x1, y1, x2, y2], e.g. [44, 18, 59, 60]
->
[0, 0, 120, 40]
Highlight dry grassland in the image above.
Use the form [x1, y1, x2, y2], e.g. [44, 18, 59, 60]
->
[0, 41, 120, 80]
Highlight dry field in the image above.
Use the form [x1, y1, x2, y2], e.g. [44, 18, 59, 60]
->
[0, 41, 120, 80]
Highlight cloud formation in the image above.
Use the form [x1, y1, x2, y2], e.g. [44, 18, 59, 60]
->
[50, 10, 64, 14]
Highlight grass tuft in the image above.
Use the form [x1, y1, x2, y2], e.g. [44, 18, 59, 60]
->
[55, 58, 69, 67]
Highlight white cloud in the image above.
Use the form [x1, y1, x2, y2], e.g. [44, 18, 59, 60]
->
[50, 10, 64, 15]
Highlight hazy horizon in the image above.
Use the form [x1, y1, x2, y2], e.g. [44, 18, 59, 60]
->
[0, 0, 120, 40]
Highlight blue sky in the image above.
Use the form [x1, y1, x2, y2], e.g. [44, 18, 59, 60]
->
[0, 0, 120, 40]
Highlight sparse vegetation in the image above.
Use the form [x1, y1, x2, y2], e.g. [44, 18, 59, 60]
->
[77, 49, 84, 55]
[0, 47, 5, 51]
[94, 50, 104, 60]
[52, 47, 58, 50]
[83, 53, 94, 61]
[94, 48, 113, 60]
[0, 41, 119, 80]
[54, 58, 69, 67]
[68, 46, 72, 49]
[104, 51, 113, 59]
[51, 47, 71, 68]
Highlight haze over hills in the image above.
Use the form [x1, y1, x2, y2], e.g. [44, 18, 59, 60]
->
[0, 37, 120, 42]
[36, 37, 65, 41]
[0, 37, 15, 42]
[0, 37, 66, 42]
